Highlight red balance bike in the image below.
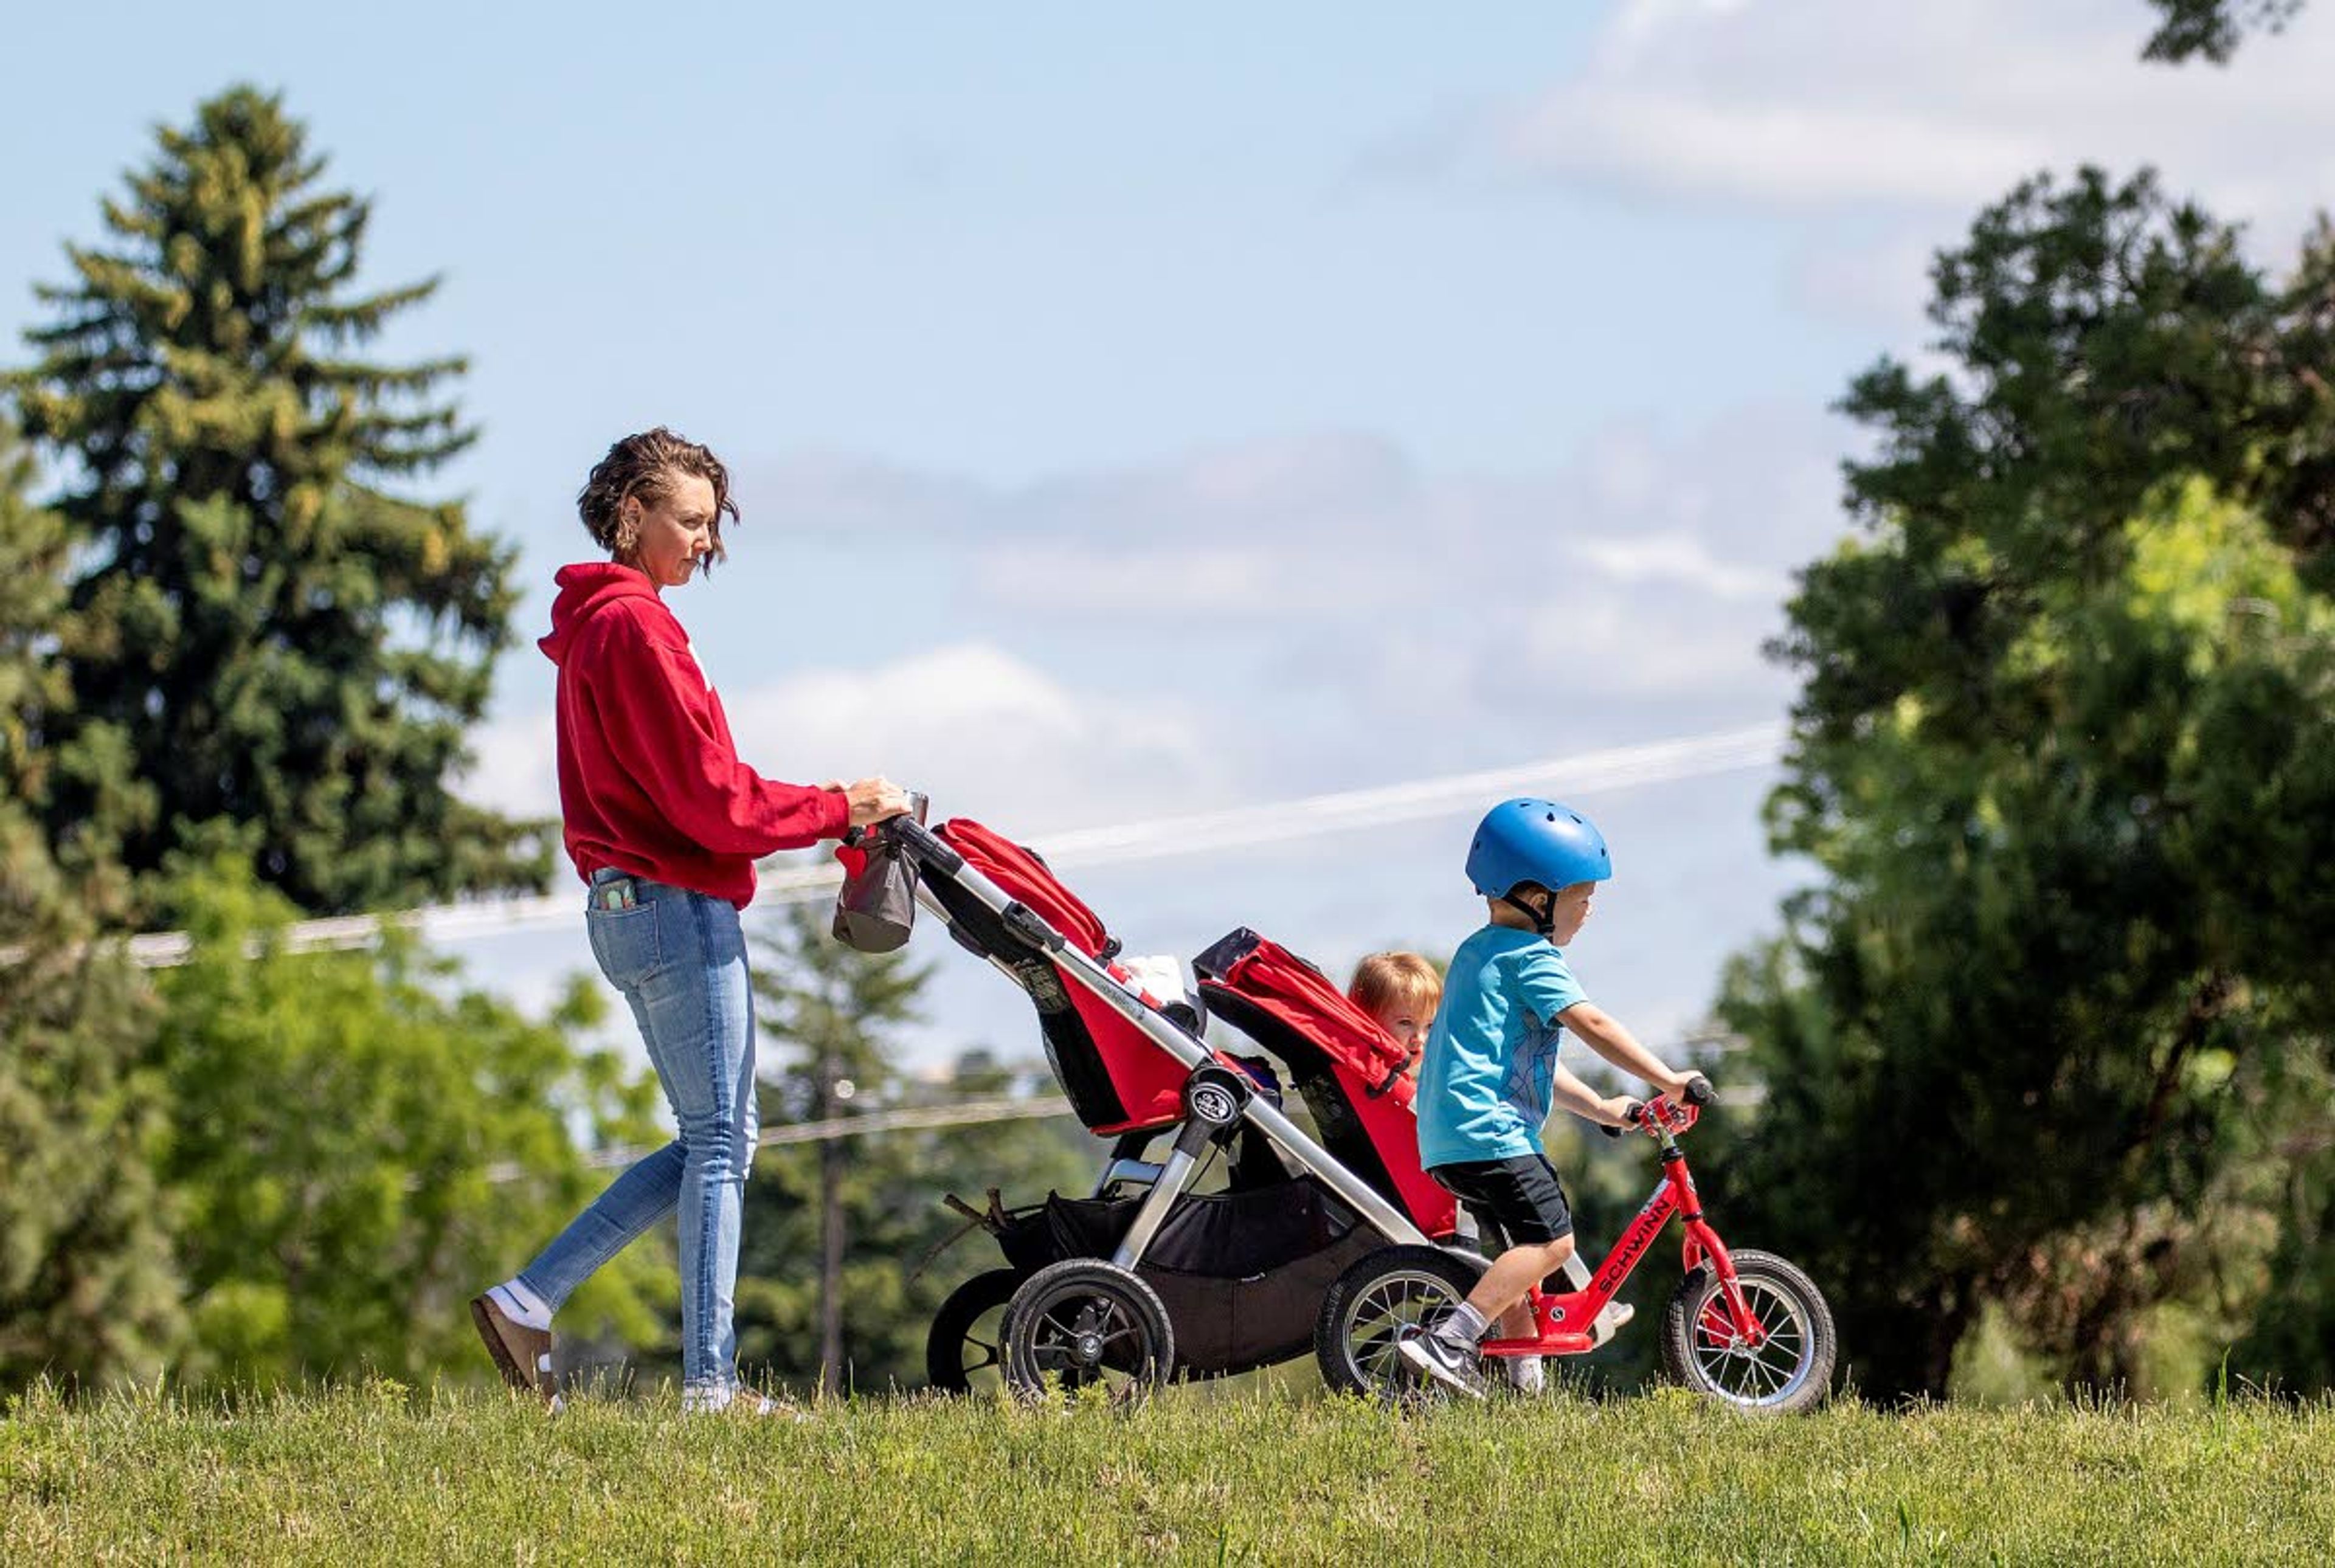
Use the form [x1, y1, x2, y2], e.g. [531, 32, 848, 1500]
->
[1314, 1079, 1838, 1413]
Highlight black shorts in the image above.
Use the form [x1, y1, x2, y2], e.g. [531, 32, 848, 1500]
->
[1431, 1154, 1574, 1245]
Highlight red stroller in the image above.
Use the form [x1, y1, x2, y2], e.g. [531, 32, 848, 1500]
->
[885, 815, 1473, 1398]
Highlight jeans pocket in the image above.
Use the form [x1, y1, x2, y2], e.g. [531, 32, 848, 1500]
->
[587, 901, 665, 991]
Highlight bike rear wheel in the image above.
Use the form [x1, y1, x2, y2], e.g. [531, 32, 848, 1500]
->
[1659, 1248, 1835, 1414]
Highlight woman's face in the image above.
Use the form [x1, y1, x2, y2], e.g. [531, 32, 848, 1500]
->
[623, 472, 718, 590]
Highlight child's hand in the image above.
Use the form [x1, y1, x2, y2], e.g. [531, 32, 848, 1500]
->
[1600, 1094, 1641, 1129]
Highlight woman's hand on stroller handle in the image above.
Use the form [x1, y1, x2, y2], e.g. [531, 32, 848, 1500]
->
[842, 776, 916, 828]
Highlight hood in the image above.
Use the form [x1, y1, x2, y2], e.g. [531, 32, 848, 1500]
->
[539, 561, 662, 666]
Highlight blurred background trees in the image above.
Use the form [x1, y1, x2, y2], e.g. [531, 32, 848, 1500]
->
[1711, 169, 2335, 1400]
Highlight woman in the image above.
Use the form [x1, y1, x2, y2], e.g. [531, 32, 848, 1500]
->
[471, 427, 907, 1411]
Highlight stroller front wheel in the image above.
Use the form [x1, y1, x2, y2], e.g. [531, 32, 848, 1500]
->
[1315, 1244, 1487, 1401]
[1000, 1259, 1174, 1403]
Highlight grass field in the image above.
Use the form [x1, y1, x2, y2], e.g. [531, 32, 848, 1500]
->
[5, 1381, 2331, 1564]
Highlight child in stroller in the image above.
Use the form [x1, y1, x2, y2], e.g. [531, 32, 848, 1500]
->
[860, 815, 1465, 1397]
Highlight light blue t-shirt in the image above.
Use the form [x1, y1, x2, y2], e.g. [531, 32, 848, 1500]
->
[1416, 924, 1589, 1169]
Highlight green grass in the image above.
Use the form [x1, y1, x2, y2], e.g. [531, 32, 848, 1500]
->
[5, 1381, 2331, 1564]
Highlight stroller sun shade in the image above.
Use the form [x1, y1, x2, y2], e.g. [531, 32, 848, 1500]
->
[922, 820, 1225, 1135]
[1194, 928, 1459, 1241]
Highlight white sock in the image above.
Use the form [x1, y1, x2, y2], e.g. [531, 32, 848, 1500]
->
[1432, 1302, 1490, 1348]
[489, 1279, 552, 1331]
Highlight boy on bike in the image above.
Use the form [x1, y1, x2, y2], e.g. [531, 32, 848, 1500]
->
[1399, 798, 1705, 1398]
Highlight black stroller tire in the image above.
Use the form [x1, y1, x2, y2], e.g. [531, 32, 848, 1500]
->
[926, 1268, 1020, 1395]
[1315, 1245, 1486, 1400]
[1000, 1259, 1174, 1403]
[1659, 1248, 1836, 1415]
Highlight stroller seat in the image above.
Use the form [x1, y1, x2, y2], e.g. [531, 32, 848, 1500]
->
[1194, 928, 1459, 1241]
[921, 820, 1237, 1136]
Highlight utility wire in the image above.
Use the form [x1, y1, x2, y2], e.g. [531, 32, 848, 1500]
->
[120, 722, 1785, 967]
[478, 1030, 1752, 1183]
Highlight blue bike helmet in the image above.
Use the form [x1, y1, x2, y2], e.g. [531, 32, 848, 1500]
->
[1466, 798, 1612, 902]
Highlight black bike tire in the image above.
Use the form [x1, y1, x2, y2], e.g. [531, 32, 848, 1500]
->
[1659, 1248, 1836, 1415]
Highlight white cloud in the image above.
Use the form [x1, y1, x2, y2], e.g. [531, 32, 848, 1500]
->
[1568, 532, 1785, 602]
[1460, 0, 2335, 221]
[736, 407, 1841, 780]
[459, 643, 1225, 835]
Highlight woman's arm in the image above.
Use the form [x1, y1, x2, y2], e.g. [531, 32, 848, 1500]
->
[593, 630, 851, 854]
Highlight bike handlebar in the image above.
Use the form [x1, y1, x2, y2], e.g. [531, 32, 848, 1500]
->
[1597, 1075, 1716, 1139]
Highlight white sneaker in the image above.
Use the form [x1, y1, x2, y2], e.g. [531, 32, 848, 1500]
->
[1590, 1301, 1636, 1347]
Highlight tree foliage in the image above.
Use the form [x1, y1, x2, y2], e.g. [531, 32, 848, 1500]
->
[149, 860, 668, 1386]
[1719, 168, 2335, 1398]
[5, 85, 546, 920]
[2142, 0, 2308, 63]
[0, 421, 185, 1390]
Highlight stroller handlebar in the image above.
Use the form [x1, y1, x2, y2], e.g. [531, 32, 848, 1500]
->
[859, 794, 961, 875]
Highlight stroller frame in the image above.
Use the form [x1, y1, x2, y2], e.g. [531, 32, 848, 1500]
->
[884, 813, 1436, 1268]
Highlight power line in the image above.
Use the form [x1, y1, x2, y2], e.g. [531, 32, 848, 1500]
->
[476, 1029, 1752, 1183]
[119, 721, 1785, 967]
[560, 1094, 1074, 1179]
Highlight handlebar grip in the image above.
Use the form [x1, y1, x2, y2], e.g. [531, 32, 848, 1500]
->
[874, 809, 962, 876]
[1683, 1075, 1715, 1108]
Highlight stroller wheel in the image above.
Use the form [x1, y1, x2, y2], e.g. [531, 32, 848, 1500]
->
[1315, 1245, 1487, 1401]
[1000, 1259, 1174, 1403]
[926, 1268, 1021, 1395]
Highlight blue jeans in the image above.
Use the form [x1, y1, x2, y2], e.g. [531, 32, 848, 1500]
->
[519, 871, 758, 1397]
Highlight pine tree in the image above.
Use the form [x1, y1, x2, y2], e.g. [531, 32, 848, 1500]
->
[7, 85, 547, 920]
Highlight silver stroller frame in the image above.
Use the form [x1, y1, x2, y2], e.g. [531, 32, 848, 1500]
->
[885, 813, 1436, 1269]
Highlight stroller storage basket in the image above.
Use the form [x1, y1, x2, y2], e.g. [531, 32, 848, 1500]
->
[991, 1174, 1380, 1376]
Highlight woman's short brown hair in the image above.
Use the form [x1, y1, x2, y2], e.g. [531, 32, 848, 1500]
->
[576, 427, 741, 565]
[1349, 951, 1443, 1021]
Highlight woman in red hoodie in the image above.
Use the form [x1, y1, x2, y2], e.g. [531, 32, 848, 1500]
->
[471, 428, 907, 1412]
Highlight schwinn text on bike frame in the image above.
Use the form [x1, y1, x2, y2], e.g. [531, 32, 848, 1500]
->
[1593, 1185, 1676, 1296]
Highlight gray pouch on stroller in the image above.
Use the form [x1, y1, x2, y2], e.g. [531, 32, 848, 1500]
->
[832, 822, 922, 952]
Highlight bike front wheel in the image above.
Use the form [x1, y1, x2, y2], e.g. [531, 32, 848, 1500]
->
[1659, 1248, 1835, 1415]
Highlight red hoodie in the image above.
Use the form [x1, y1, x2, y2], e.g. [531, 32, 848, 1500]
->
[539, 562, 849, 907]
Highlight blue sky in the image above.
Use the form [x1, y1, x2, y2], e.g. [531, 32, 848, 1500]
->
[9, 1, 2333, 1077]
